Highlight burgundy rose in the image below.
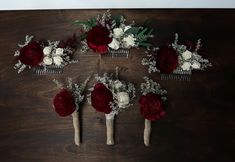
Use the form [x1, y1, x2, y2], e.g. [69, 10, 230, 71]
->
[18, 41, 43, 66]
[139, 92, 166, 121]
[155, 46, 178, 74]
[183, 40, 206, 56]
[58, 34, 78, 49]
[91, 83, 113, 114]
[184, 40, 197, 51]
[86, 25, 112, 54]
[53, 89, 76, 117]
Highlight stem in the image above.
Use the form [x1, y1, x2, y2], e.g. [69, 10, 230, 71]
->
[72, 111, 80, 146]
[144, 119, 151, 146]
[106, 118, 114, 145]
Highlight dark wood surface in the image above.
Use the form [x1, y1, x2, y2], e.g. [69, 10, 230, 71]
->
[0, 9, 235, 162]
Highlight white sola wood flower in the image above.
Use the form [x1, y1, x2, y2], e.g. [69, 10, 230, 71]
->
[181, 62, 191, 71]
[43, 46, 52, 55]
[43, 56, 53, 65]
[113, 28, 124, 39]
[43, 44, 64, 66]
[182, 50, 192, 60]
[123, 34, 136, 48]
[191, 60, 201, 69]
[117, 92, 130, 108]
[55, 48, 64, 55]
[108, 38, 120, 50]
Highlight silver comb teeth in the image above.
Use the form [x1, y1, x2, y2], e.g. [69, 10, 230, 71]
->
[34, 65, 63, 75]
[160, 68, 192, 81]
[103, 49, 130, 58]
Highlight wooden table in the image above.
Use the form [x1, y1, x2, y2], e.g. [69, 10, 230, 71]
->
[0, 9, 234, 162]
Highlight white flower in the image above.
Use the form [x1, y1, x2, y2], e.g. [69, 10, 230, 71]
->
[117, 92, 130, 108]
[43, 56, 53, 65]
[182, 50, 192, 60]
[122, 34, 136, 48]
[108, 38, 120, 50]
[53, 56, 63, 66]
[55, 48, 64, 56]
[114, 80, 123, 89]
[43, 46, 52, 56]
[124, 25, 131, 32]
[181, 62, 191, 71]
[113, 28, 124, 39]
[191, 61, 201, 69]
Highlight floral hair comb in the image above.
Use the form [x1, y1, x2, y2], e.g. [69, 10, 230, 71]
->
[87, 67, 136, 145]
[14, 35, 78, 74]
[52, 77, 90, 146]
[142, 33, 212, 81]
[74, 10, 153, 58]
[139, 77, 167, 146]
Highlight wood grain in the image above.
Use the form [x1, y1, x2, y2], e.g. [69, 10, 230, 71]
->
[0, 9, 235, 162]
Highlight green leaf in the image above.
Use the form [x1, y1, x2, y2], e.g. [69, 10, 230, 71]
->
[111, 15, 122, 26]
[137, 28, 148, 37]
[80, 33, 87, 40]
[125, 27, 140, 35]
[73, 20, 88, 26]
[138, 42, 152, 48]
[147, 28, 153, 36]
[73, 18, 97, 28]
[143, 19, 154, 26]
[88, 18, 97, 27]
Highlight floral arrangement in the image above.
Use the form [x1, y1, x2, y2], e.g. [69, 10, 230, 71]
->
[74, 10, 153, 55]
[52, 77, 90, 146]
[142, 33, 212, 75]
[14, 35, 78, 73]
[139, 77, 167, 146]
[87, 67, 136, 145]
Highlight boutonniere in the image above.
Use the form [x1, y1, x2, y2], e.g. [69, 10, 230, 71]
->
[139, 77, 167, 146]
[142, 33, 212, 80]
[14, 35, 78, 74]
[88, 67, 136, 145]
[74, 10, 153, 57]
[52, 77, 90, 146]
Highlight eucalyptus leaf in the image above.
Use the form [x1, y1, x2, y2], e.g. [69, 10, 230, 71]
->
[143, 19, 154, 27]
[73, 18, 97, 28]
[125, 27, 140, 35]
[111, 15, 122, 27]
[137, 28, 148, 37]
[146, 28, 153, 36]
[138, 42, 152, 48]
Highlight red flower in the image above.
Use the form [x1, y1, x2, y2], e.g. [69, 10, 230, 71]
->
[86, 25, 112, 54]
[91, 83, 113, 114]
[18, 41, 43, 66]
[58, 34, 78, 49]
[155, 46, 178, 74]
[184, 40, 197, 51]
[53, 89, 76, 117]
[139, 92, 166, 121]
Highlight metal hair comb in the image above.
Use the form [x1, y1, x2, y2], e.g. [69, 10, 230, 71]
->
[103, 49, 130, 58]
[160, 68, 192, 81]
[34, 65, 64, 75]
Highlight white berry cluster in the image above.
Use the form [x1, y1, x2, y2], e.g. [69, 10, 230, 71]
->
[140, 76, 167, 101]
